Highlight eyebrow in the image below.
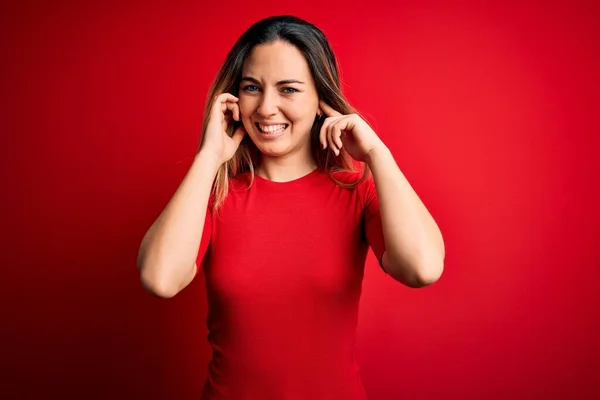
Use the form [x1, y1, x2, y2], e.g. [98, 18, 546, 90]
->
[240, 76, 306, 85]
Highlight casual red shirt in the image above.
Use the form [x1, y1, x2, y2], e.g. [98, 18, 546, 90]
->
[196, 167, 386, 399]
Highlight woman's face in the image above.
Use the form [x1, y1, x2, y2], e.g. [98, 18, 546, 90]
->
[238, 41, 319, 159]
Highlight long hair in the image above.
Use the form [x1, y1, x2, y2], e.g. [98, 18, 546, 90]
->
[198, 15, 370, 211]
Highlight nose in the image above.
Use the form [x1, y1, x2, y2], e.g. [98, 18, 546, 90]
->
[256, 88, 279, 117]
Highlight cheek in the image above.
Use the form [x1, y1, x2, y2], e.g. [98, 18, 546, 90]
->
[237, 96, 255, 118]
[291, 97, 318, 121]
[289, 111, 316, 129]
[285, 102, 315, 123]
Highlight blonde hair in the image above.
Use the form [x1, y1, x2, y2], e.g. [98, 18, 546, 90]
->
[197, 16, 369, 211]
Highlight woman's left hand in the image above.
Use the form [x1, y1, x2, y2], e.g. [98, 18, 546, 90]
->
[319, 100, 386, 163]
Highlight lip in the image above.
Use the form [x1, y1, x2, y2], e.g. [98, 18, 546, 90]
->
[254, 121, 289, 126]
[255, 122, 288, 140]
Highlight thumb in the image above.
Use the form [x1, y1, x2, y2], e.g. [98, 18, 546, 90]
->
[231, 124, 247, 146]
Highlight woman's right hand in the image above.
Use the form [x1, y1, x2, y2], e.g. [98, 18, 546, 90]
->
[199, 93, 247, 165]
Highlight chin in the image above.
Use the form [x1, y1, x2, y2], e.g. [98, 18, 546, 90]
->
[252, 140, 292, 158]
[248, 125, 291, 154]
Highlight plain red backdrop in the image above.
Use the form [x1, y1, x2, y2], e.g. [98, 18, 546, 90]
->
[1, 1, 599, 399]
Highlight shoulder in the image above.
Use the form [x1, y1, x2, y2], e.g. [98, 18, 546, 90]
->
[328, 169, 376, 212]
[207, 172, 252, 214]
[228, 171, 254, 190]
[330, 169, 374, 191]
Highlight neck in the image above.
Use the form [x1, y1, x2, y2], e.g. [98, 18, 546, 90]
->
[256, 150, 317, 183]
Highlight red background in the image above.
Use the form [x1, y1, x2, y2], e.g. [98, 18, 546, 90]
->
[2, 1, 599, 399]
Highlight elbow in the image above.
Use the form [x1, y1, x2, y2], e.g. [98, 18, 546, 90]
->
[414, 254, 444, 287]
[139, 264, 181, 299]
[413, 229, 445, 287]
[385, 250, 444, 288]
[414, 264, 443, 287]
[137, 246, 188, 298]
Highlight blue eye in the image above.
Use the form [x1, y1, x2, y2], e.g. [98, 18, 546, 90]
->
[243, 85, 259, 92]
[282, 87, 298, 94]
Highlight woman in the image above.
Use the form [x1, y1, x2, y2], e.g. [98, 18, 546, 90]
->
[137, 15, 445, 400]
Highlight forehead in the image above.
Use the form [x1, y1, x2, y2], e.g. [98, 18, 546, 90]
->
[242, 41, 312, 81]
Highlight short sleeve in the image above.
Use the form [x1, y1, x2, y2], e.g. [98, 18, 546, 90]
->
[195, 198, 213, 271]
[362, 176, 386, 269]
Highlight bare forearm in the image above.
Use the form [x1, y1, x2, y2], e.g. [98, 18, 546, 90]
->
[367, 146, 445, 287]
[137, 152, 220, 297]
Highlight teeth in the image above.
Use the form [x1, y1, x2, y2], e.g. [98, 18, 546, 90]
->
[258, 123, 287, 133]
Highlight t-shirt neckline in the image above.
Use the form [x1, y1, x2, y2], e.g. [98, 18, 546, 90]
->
[252, 167, 322, 186]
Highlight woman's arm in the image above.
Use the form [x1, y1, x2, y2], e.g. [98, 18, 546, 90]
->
[366, 146, 445, 288]
[137, 152, 220, 298]
[317, 100, 444, 288]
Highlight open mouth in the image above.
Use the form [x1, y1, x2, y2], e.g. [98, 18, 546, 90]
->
[255, 123, 289, 135]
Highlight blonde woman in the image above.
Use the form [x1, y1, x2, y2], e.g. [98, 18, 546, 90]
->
[137, 15, 445, 400]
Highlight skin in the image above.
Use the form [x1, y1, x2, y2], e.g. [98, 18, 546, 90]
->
[237, 40, 320, 182]
[137, 40, 444, 298]
[318, 102, 445, 287]
[225, 40, 445, 287]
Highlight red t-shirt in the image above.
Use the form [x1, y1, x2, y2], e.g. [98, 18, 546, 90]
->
[196, 167, 386, 400]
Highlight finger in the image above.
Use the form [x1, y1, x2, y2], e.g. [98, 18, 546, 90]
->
[221, 100, 240, 117]
[333, 125, 344, 156]
[214, 93, 238, 116]
[215, 93, 238, 104]
[231, 123, 247, 145]
[227, 103, 240, 121]
[333, 121, 344, 149]
[319, 117, 331, 149]
[320, 116, 343, 149]
[327, 124, 339, 156]
[319, 100, 343, 118]
[234, 104, 240, 121]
